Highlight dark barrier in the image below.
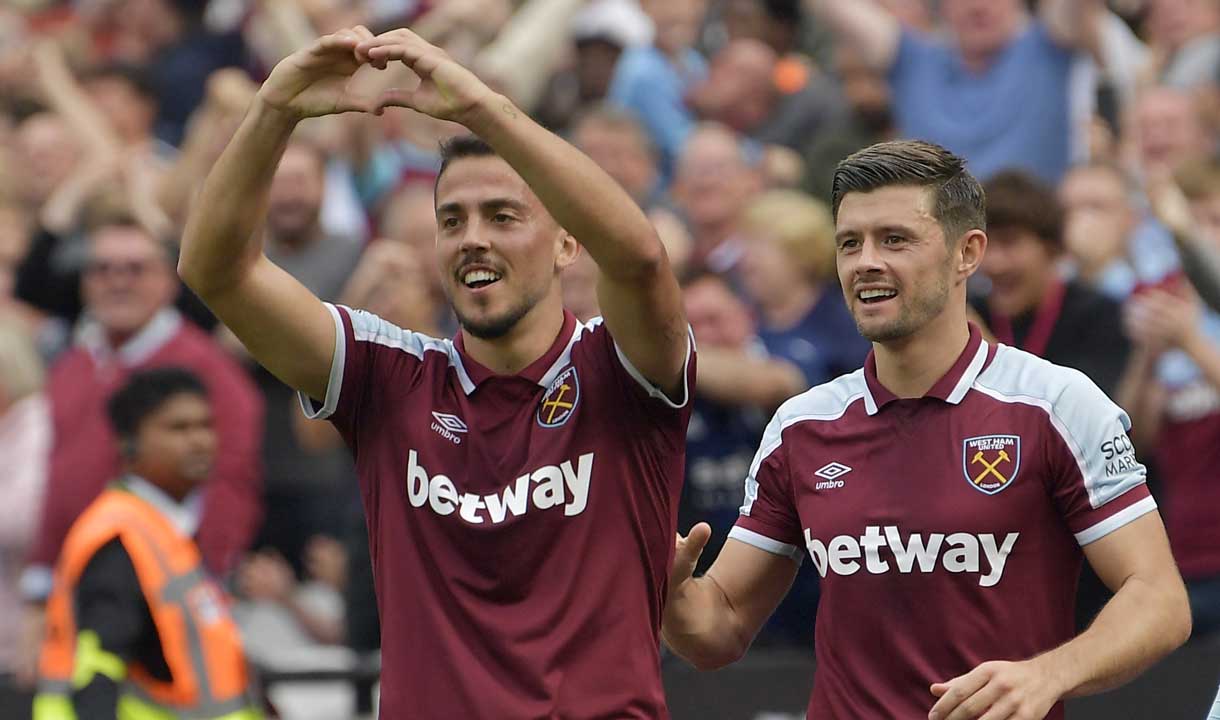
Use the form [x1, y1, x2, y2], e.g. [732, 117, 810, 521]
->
[661, 641, 1220, 719]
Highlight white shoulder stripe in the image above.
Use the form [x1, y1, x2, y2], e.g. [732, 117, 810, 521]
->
[741, 371, 867, 516]
[345, 304, 475, 394]
[974, 345, 1143, 510]
[1074, 496, 1158, 546]
[728, 526, 804, 562]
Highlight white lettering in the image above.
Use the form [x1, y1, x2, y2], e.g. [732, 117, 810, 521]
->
[827, 535, 861, 575]
[404, 451, 597, 525]
[978, 533, 1019, 588]
[485, 475, 531, 523]
[942, 532, 979, 573]
[531, 466, 565, 510]
[860, 525, 890, 573]
[802, 526, 1019, 586]
[885, 526, 944, 573]
[804, 528, 828, 577]
[429, 475, 457, 516]
[561, 453, 594, 516]
[406, 451, 429, 507]
[458, 493, 485, 524]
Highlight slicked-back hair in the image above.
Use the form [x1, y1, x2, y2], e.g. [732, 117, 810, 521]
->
[831, 140, 986, 245]
[106, 367, 208, 446]
[983, 170, 1063, 251]
[435, 134, 499, 194]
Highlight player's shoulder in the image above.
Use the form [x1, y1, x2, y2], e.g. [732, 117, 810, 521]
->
[335, 303, 456, 364]
[772, 368, 869, 430]
[973, 343, 1116, 416]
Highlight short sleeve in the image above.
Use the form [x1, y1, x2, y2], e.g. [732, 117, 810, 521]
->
[297, 303, 433, 431]
[728, 413, 804, 562]
[1044, 370, 1156, 546]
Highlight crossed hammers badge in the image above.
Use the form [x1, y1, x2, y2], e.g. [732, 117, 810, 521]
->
[962, 435, 1021, 495]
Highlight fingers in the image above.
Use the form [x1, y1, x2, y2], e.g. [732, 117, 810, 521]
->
[928, 667, 992, 720]
[942, 680, 1004, 720]
[674, 522, 713, 574]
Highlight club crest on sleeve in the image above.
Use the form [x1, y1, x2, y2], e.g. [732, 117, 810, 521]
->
[962, 435, 1020, 495]
[538, 367, 580, 428]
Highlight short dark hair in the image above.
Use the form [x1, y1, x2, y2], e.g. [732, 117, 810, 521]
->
[81, 62, 159, 105]
[983, 170, 1063, 250]
[831, 140, 986, 244]
[435, 134, 498, 192]
[107, 367, 208, 446]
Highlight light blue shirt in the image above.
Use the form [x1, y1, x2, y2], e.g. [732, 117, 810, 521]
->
[889, 23, 1076, 184]
[608, 45, 707, 181]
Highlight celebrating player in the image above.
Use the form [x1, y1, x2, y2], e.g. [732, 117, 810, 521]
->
[662, 140, 1190, 720]
[178, 27, 693, 718]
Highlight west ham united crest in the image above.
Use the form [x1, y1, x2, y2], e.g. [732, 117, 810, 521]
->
[962, 435, 1020, 495]
[538, 367, 580, 428]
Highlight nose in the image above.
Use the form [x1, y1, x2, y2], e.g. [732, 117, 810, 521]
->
[457, 220, 492, 254]
[854, 237, 885, 277]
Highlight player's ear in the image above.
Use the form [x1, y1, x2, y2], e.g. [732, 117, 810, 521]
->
[555, 230, 580, 272]
[957, 229, 986, 281]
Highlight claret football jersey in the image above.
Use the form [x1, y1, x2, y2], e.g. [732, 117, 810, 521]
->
[730, 324, 1154, 719]
[300, 304, 694, 718]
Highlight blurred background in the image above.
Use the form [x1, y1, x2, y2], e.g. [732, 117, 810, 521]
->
[0, 0, 1218, 717]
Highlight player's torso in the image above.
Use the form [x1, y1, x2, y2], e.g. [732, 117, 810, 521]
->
[355, 343, 680, 718]
[790, 395, 1079, 718]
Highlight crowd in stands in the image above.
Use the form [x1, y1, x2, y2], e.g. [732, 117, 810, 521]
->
[0, 0, 1218, 716]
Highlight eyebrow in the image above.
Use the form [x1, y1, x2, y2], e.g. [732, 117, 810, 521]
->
[835, 223, 922, 243]
[436, 198, 530, 215]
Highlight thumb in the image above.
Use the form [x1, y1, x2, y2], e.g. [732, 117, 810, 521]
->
[672, 522, 713, 581]
[373, 87, 418, 115]
[929, 682, 950, 697]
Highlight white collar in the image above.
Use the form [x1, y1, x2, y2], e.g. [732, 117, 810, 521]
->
[77, 308, 182, 366]
[123, 474, 203, 537]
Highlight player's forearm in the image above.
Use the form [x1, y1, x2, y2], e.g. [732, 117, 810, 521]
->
[1037, 571, 1190, 698]
[462, 94, 666, 282]
[178, 97, 297, 298]
[696, 348, 804, 409]
[662, 577, 751, 670]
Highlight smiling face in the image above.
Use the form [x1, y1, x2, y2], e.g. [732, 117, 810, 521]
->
[835, 186, 967, 343]
[434, 155, 577, 340]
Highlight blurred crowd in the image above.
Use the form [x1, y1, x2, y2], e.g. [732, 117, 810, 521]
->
[1, 0, 1219, 716]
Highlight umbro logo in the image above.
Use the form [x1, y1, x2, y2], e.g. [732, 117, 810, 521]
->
[814, 462, 851, 490]
[430, 412, 467, 444]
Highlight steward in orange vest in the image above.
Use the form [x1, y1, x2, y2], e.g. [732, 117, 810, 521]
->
[35, 368, 261, 720]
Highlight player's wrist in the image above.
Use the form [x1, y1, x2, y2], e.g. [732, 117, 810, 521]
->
[458, 92, 518, 136]
[251, 91, 307, 128]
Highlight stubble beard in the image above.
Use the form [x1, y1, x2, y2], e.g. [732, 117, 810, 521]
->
[856, 268, 952, 343]
[452, 283, 546, 340]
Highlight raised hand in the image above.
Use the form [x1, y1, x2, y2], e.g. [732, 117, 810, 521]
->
[257, 26, 382, 120]
[356, 28, 495, 125]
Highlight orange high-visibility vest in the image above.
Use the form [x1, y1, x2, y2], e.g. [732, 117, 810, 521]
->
[37, 485, 259, 720]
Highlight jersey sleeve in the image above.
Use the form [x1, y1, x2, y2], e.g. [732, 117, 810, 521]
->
[297, 303, 430, 433]
[728, 412, 804, 562]
[584, 320, 696, 439]
[1044, 369, 1156, 546]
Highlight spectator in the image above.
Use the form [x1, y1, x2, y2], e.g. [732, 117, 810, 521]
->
[719, 0, 803, 56]
[1145, 0, 1220, 88]
[0, 316, 48, 716]
[809, 0, 1099, 183]
[689, 38, 844, 152]
[9, 112, 80, 216]
[1059, 161, 1142, 300]
[973, 170, 1131, 397]
[671, 123, 763, 274]
[1120, 283, 1220, 640]
[20, 216, 263, 610]
[1131, 85, 1215, 177]
[570, 104, 665, 209]
[33, 367, 261, 720]
[607, 0, 708, 179]
[534, 0, 653, 132]
[737, 189, 870, 386]
[246, 139, 363, 572]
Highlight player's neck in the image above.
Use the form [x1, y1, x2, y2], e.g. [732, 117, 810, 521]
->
[872, 306, 971, 399]
[460, 301, 566, 376]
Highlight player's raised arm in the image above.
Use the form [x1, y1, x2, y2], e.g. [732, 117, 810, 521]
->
[179, 27, 383, 401]
[358, 29, 689, 398]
